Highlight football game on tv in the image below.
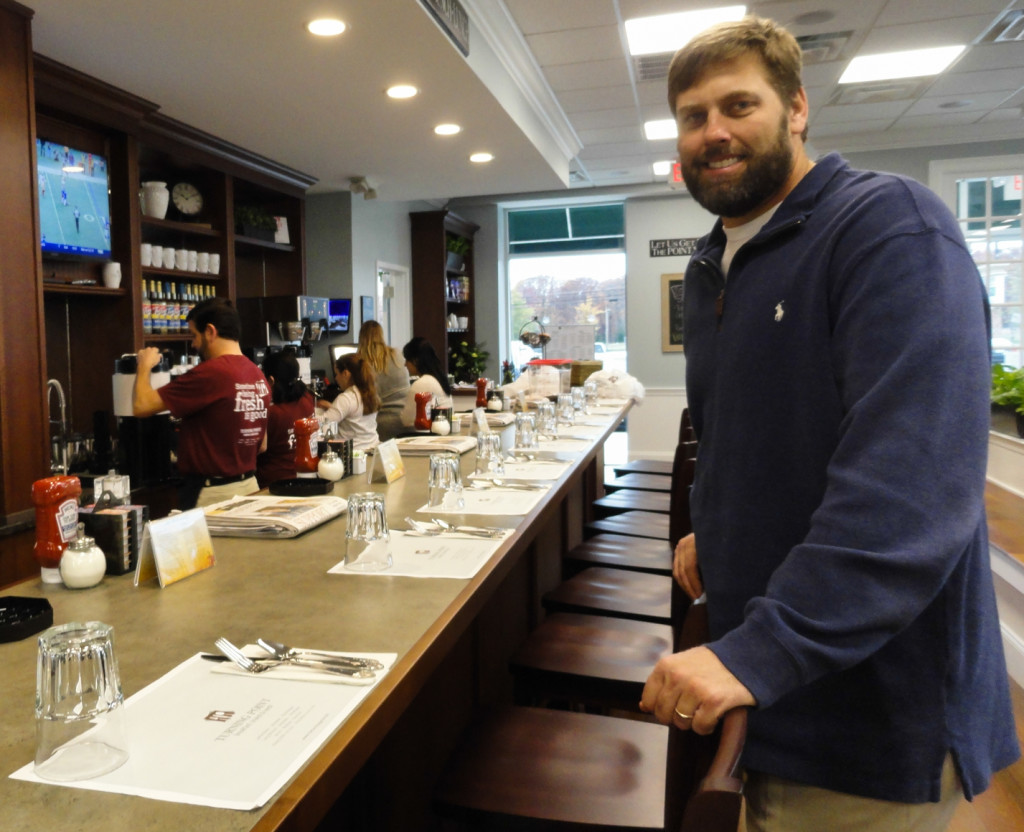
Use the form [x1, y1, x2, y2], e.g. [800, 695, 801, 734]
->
[37, 138, 112, 259]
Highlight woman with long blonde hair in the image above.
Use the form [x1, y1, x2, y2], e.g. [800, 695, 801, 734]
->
[357, 320, 409, 440]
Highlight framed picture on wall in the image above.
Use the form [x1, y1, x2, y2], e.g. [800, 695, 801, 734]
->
[361, 295, 375, 326]
[661, 273, 685, 353]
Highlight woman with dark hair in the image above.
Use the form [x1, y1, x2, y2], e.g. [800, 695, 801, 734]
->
[320, 353, 381, 451]
[357, 320, 409, 441]
[255, 349, 315, 488]
[400, 337, 453, 429]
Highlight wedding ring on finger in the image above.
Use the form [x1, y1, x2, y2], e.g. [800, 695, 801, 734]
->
[673, 706, 694, 721]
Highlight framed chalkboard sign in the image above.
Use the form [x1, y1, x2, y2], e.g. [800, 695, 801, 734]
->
[661, 273, 685, 352]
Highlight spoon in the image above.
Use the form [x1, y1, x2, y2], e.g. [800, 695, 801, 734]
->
[430, 517, 505, 537]
[470, 478, 543, 491]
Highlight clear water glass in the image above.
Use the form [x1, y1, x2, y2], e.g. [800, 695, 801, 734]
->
[475, 432, 505, 476]
[344, 492, 392, 571]
[583, 377, 599, 410]
[556, 393, 575, 427]
[536, 400, 557, 440]
[35, 621, 130, 782]
[514, 412, 537, 450]
[428, 452, 464, 509]
[570, 386, 586, 415]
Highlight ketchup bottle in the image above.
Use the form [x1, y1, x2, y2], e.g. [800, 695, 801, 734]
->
[32, 475, 82, 584]
[475, 378, 489, 408]
[414, 392, 433, 431]
[293, 417, 321, 478]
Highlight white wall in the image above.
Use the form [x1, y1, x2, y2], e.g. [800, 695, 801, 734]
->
[622, 194, 713, 461]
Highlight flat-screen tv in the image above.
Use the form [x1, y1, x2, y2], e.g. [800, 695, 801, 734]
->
[36, 138, 111, 259]
[328, 298, 352, 334]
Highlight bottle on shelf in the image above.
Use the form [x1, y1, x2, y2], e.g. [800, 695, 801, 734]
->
[142, 279, 152, 335]
[164, 282, 178, 335]
[151, 280, 165, 335]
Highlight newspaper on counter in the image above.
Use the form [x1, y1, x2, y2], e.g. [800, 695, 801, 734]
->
[202, 495, 347, 538]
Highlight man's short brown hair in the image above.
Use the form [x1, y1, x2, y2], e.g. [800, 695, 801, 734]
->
[667, 16, 805, 131]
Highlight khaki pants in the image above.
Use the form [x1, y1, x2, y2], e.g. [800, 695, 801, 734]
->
[745, 755, 961, 832]
[195, 476, 260, 508]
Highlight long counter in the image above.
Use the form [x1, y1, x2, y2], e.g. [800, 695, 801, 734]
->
[0, 407, 624, 832]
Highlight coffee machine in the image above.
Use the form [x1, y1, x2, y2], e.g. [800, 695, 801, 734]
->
[111, 354, 175, 486]
[235, 296, 329, 349]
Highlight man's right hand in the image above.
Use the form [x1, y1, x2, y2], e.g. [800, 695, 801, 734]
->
[136, 346, 162, 374]
[674, 533, 703, 600]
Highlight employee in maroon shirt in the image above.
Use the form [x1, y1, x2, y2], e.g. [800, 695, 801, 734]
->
[255, 348, 315, 488]
[134, 297, 270, 509]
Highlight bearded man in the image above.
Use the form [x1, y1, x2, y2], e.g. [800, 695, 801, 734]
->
[640, 16, 1018, 832]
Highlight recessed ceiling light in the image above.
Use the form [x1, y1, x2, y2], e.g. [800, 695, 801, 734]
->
[434, 123, 461, 135]
[839, 45, 965, 84]
[625, 5, 746, 56]
[470, 152, 494, 164]
[644, 119, 678, 141]
[307, 18, 346, 37]
[652, 161, 673, 176]
[386, 85, 418, 99]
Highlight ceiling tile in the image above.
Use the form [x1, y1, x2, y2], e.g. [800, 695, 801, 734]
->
[857, 15, 1001, 53]
[576, 125, 645, 145]
[873, 0, 1011, 27]
[892, 111, 987, 130]
[559, 85, 637, 112]
[568, 107, 640, 130]
[810, 117, 897, 137]
[929, 68, 1024, 97]
[977, 107, 1023, 123]
[505, 0, 619, 35]
[544, 59, 633, 92]
[578, 140, 652, 159]
[813, 99, 913, 124]
[526, 26, 622, 66]
[904, 91, 1017, 117]
[953, 41, 1024, 73]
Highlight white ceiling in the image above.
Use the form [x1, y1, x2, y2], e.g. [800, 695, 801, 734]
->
[26, 0, 1024, 202]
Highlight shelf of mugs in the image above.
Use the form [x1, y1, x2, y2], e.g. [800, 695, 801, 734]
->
[141, 244, 221, 276]
[141, 265, 222, 280]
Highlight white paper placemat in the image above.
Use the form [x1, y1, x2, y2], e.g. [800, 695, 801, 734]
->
[473, 460, 569, 481]
[10, 651, 395, 810]
[328, 530, 505, 579]
[559, 424, 606, 439]
[532, 437, 588, 454]
[416, 487, 546, 515]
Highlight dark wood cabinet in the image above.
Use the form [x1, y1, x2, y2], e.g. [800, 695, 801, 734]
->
[410, 210, 478, 377]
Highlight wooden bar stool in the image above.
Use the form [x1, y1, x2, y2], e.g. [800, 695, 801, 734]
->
[613, 409, 692, 478]
[435, 602, 747, 832]
[604, 471, 672, 493]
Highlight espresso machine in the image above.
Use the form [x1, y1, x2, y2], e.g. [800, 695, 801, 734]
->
[236, 295, 329, 349]
[111, 354, 175, 486]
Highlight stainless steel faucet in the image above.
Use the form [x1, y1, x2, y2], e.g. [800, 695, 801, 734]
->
[47, 378, 68, 475]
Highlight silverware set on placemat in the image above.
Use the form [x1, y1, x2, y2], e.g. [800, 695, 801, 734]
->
[203, 637, 383, 678]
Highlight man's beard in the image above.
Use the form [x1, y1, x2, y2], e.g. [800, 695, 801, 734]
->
[681, 116, 794, 220]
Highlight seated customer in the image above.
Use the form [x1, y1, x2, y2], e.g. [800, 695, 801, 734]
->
[357, 320, 410, 441]
[319, 353, 381, 451]
[400, 337, 454, 429]
[255, 349, 315, 488]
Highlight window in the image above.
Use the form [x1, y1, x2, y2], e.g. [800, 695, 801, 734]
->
[505, 204, 626, 373]
[932, 156, 1023, 369]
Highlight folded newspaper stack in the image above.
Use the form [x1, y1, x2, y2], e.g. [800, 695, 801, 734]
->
[202, 495, 348, 538]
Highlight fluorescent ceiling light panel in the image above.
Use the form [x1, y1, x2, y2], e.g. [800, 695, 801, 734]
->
[839, 45, 965, 84]
[644, 119, 678, 141]
[625, 6, 746, 56]
[652, 161, 673, 176]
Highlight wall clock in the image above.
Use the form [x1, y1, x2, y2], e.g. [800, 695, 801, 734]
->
[171, 182, 203, 217]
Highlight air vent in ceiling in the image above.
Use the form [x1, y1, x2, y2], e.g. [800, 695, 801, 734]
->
[633, 53, 673, 82]
[828, 78, 930, 105]
[796, 31, 852, 64]
[981, 9, 1024, 43]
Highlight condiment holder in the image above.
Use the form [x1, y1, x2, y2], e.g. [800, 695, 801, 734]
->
[60, 523, 106, 589]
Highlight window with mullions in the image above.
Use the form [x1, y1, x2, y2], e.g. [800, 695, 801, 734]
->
[506, 204, 626, 373]
[933, 157, 1023, 369]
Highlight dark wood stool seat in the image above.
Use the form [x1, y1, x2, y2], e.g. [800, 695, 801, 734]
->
[436, 603, 747, 832]
[564, 533, 673, 575]
[510, 612, 673, 710]
[542, 566, 672, 624]
[604, 471, 672, 493]
[594, 488, 672, 515]
[587, 510, 671, 540]
[613, 458, 674, 477]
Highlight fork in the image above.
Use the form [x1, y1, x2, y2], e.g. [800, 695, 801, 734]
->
[215, 638, 376, 678]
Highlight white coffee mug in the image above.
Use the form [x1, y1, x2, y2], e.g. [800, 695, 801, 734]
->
[102, 262, 122, 289]
[140, 243, 152, 267]
[197, 252, 210, 273]
[174, 249, 188, 270]
[162, 247, 176, 269]
[209, 253, 221, 275]
[187, 250, 198, 272]
[150, 245, 162, 267]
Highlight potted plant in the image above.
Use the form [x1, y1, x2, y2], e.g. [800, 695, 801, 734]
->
[449, 340, 489, 384]
[234, 204, 277, 241]
[991, 363, 1024, 437]
[446, 235, 470, 273]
